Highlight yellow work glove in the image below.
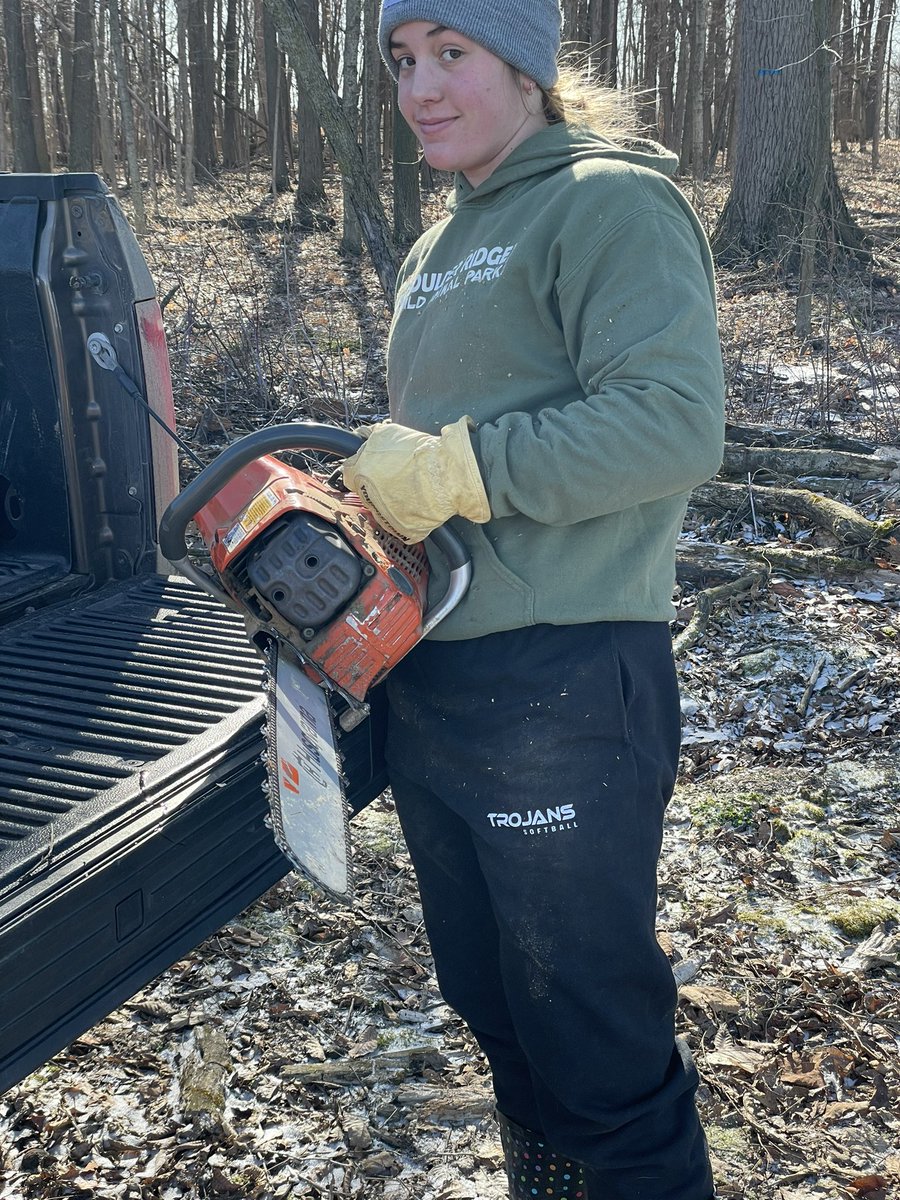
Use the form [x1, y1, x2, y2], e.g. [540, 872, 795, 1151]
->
[341, 416, 491, 544]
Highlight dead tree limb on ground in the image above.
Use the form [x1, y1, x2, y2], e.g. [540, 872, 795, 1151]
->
[673, 572, 769, 658]
[724, 422, 881, 456]
[691, 480, 898, 558]
[674, 541, 879, 588]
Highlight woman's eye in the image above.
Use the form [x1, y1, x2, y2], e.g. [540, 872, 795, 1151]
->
[394, 54, 414, 69]
[440, 47, 463, 62]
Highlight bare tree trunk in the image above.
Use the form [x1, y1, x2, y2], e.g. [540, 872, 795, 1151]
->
[689, 0, 708, 180]
[187, 0, 217, 172]
[140, 0, 160, 216]
[361, 0, 382, 177]
[68, 0, 95, 169]
[341, 0, 362, 254]
[392, 89, 421, 246]
[45, 10, 67, 168]
[868, 0, 896, 168]
[858, 0, 877, 140]
[262, 4, 289, 190]
[109, 0, 146, 234]
[2, 0, 46, 170]
[703, 0, 725, 165]
[620, 0, 635, 85]
[833, 0, 851, 146]
[294, 0, 324, 206]
[640, 0, 662, 132]
[149, 0, 169, 176]
[795, 0, 832, 338]
[58, 0, 74, 146]
[176, 0, 195, 203]
[222, 0, 244, 167]
[714, 0, 867, 268]
[94, 7, 118, 188]
[561, 0, 580, 41]
[589, 0, 618, 85]
[21, 2, 51, 168]
[673, 0, 691, 158]
[657, 0, 678, 146]
[263, 0, 398, 301]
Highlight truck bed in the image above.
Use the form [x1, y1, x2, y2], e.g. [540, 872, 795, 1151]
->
[0, 573, 386, 1091]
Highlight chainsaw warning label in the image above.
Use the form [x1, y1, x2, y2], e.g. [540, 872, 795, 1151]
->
[223, 486, 279, 552]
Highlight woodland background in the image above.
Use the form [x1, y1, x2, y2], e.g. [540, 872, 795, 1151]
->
[2, 3, 900, 1200]
[0, 0, 899, 289]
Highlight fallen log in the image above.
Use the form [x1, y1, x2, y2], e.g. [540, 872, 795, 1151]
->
[691, 480, 898, 557]
[791, 476, 891, 502]
[282, 1045, 444, 1084]
[743, 544, 891, 577]
[676, 541, 767, 586]
[392, 1083, 494, 1122]
[725, 421, 881, 456]
[178, 1023, 231, 1133]
[675, 540, 889, 586]
[721, 444, 898, 483]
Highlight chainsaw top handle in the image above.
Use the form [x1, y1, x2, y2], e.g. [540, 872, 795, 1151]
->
[158, 422, 471, 634]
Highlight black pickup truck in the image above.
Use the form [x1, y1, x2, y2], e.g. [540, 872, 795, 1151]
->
[0, 173, 385, 1093]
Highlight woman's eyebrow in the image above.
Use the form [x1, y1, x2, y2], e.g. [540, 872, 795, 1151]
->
[390, 24, 451, 50]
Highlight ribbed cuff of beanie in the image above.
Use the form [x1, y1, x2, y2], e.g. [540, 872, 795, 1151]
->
[378, 0, 561, 91]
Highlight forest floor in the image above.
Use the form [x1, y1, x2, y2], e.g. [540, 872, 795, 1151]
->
[1, 145, 900, 1200]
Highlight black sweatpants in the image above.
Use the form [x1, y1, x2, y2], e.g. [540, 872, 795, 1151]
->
[385, 621, 713, 1200]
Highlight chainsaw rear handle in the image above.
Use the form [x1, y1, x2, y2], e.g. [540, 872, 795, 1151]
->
[158, 422, 472, 634]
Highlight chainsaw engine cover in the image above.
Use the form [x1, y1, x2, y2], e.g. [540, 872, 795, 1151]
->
[190, 452, 431, 701]
[245, 513, 362, 631]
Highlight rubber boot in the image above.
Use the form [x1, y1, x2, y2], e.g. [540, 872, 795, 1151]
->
[497, 1111, 587, 1199]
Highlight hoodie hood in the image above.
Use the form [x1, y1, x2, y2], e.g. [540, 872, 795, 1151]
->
[449, 123, 679, 209]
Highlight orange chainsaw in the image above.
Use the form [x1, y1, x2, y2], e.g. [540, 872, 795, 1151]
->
[158, 424, 471, 901]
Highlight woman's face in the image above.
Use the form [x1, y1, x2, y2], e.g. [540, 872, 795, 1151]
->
[389, 22, 547, 188]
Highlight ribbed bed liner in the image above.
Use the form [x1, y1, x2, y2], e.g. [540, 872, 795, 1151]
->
[0, 573, 265, 865]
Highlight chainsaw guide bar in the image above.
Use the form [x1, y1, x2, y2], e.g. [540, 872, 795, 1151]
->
[263, 639, 353, 904]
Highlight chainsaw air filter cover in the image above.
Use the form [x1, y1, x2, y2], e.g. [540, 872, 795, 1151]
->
[245, 513, 363, 631]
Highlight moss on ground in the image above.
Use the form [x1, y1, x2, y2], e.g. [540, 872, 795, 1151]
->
[831, 898, 900, 938]
[690, 790, 764, 831]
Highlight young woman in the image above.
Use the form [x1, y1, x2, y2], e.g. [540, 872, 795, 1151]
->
[343, 3, 725, 1197]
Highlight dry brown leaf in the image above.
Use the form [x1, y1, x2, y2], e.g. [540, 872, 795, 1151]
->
[360, 1150, 401, 1177]
[680, 984, 742, 1015]
[657, 931, 676, 956]
[705, 1044, 767, 1074]
[823, 1099, 871, 1119]
[779, 1045, 855, 1088]
[849, 1176, 889, 1196]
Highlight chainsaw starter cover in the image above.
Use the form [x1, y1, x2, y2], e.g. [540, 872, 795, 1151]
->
[244, 513, 363, 630]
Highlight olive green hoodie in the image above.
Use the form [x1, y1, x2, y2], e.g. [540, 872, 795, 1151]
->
[387, 123, 725, 640]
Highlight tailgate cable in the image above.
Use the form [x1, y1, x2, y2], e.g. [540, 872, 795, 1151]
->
[87, 332, 205, 470]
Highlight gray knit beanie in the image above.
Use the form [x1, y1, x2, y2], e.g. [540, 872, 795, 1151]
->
[379, 0, 562, 91]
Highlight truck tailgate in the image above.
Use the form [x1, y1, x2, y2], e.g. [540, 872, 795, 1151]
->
[0, 573, 385, 1091]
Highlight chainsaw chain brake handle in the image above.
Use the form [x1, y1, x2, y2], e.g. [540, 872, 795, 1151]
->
[157, 422, 472, 637]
